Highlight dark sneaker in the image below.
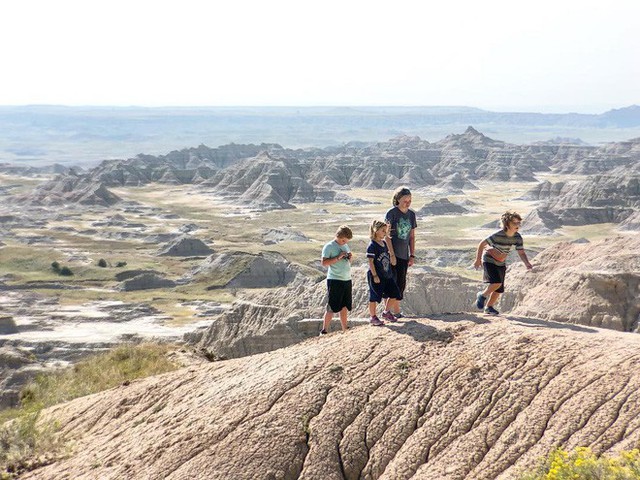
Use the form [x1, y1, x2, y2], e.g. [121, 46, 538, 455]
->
[484, 306, 500, 315]
[394, 312, 404, 319]
[382, 311, 398, 323]
[476, 292, 487, 310]
[370, 315, 385, 326]
[319, 329, 328, 336]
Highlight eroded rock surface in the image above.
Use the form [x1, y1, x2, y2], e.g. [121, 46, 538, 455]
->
[23, 314, 640, 480]
[502, 235, 640, 331]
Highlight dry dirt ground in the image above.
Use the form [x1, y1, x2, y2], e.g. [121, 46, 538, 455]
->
[23, 313, 640, 480]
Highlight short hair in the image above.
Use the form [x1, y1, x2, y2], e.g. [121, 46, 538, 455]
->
[392, 186, 412, 206]
[500, 211, 522, 230]
[369, 220, 387, 240]
[335, 225, 353, 239]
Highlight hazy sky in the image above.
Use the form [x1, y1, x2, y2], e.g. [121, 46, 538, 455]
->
[2, 0, 638, 112]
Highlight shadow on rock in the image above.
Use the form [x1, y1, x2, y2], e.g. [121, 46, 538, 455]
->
[427, 312, 491, 325]
[386, 320, 454, 343]
[504, 315, 599, 333]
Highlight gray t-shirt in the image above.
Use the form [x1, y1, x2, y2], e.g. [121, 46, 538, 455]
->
[482, 230, 524, 266]
[384, 207, 417, 260]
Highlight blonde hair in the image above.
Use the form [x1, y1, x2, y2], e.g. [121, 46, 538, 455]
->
[335, 225, 353, 239]
[369, 220, 387, 240]
[392, 186, 412, 206]
[500, 211, 522, 230]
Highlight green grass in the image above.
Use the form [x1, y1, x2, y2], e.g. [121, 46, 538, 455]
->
[0, 343, 181, 477]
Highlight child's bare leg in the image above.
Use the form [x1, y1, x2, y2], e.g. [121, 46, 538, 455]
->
[482, 283, 502, 299]
[369, 302, 377, 317]
[339, 307, 348, 331]
[386, 298, 399, 314]
[487, 291, 501, 307]
[322, 309, 333, 332]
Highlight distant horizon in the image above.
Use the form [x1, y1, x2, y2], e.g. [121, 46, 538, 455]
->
[1, 103, 637, 115]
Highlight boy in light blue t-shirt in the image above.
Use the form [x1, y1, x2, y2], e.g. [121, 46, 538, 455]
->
[320, 225, 353, 335]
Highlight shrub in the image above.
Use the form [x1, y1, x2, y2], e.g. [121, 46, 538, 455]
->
[50, 262, 60, 272]
[115, 261, 127, 268]
[58, 267, 73, 276]
[97, 259, 107, 268]
[520, 447, 640, 480]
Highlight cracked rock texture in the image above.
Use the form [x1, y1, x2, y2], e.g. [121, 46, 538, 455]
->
[23, 313, 640, 480]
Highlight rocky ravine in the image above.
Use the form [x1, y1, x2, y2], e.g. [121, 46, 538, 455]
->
[23, 314, 640, 480]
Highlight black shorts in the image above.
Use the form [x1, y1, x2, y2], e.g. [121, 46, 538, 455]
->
[483, 262, 506, 293]
[367, 272, 400, 303]
[326, 279, 352, 312]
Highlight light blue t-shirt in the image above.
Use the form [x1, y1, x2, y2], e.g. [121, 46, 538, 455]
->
[321, 240, 352, 281]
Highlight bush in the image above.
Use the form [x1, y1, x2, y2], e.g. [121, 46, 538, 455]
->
[97, 259, 107, 268]
[115, 261, 127, 268]
[58, 267, 73, 276]
[520, 447, 640, 480]
[50, 262, 60, 272]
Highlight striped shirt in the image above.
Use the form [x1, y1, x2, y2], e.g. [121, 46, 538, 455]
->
[482, 230, 524, 266]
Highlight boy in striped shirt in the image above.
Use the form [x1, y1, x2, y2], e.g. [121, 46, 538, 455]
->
[473, 211, 533, 315]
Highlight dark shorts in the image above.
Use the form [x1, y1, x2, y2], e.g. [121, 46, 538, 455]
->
[367, 272, 400, 303]
[483, 262, 506, 293]
[326, 279, 352, 312]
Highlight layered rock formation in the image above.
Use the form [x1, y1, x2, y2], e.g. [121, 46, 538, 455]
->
[22, 314, 640, 480]
[521, 163, 640, 229]
[15, 128, 640, 213]
[501, 235, 640, 331]
[416, 198, 469, 216]
[188, 251, 304, 290]
[157, 236, 214, 257]
[11, 174, 121, 206]
[117, 273, 177, 292]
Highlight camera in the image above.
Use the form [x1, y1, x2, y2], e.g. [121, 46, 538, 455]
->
[344, 252, 352, 260]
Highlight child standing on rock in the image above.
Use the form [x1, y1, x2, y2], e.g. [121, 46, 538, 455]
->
[473, 211, 533, 315]
[385, 186, 417, 318]
[367, 220, 401, 326]
[320, 225, 353, 335]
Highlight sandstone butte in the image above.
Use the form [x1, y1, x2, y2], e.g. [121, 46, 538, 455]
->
[22, 313, 640, 480]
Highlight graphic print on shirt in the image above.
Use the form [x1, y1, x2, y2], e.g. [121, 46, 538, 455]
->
[396, 217, 412, 240]
[378, 250, 391, 275]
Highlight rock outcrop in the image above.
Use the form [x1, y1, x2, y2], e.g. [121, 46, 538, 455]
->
[117, 273, 176, 291]
[416, 198, 469, 216]
[188, 251, 304, 290]
[520, 208, 561, 235]
[22, 314, 640, 480]
[501, 235, 640, 331]
[157, 236, 214, 257]
[262, 228, 310, 244]
[0, 345, 42, 409]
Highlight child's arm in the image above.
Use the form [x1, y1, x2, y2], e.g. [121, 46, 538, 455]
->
[385, 229, 397, 266]
[517, 249, 533, 270]
[473, 240, 488, 268]
[321, 252, 347, 267]
[408, 228, 416, 266]
[368, 258, 380, 283]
